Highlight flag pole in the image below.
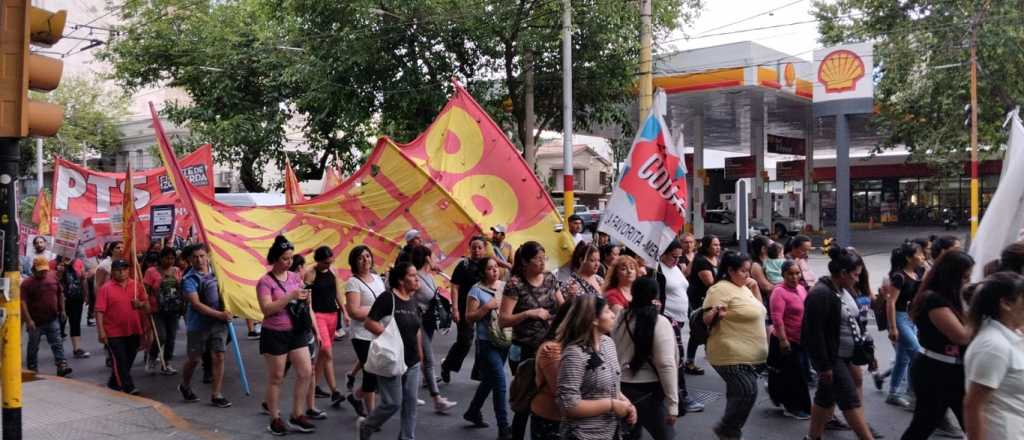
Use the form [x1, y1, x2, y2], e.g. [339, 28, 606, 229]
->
[226, 322, 251, 395]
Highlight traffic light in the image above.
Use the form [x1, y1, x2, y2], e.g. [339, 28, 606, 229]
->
[0, 1, 67, 138]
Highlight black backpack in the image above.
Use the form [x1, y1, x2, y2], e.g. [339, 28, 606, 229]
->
[158, 272, 186, 315]
[508, 358, 539, 413]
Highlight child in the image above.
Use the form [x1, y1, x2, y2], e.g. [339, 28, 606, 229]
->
[763, 242, 785, 285]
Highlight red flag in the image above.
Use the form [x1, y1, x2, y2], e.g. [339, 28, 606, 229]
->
[321, 165, 341, 194]
[122, 162, 140, 280]
[284, 159, 304, 204]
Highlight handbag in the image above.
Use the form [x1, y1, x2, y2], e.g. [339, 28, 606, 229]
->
[269, 273, 312, 337]
[480, 282, 512, 348]
[845, 305, 875, 366]
[364, 292, 407, 377]
[424, 277, 453, 331]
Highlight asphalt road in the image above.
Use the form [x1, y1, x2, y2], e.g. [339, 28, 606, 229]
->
[23, 226, 967, 439]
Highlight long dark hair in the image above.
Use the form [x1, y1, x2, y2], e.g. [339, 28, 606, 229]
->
[749, 235, 771, 265]
[621, 277, 659, 373]
[911, 250, 974, 320]
[102, 240, 124, 259]
[827, 246, 862, 277]
[716, 251, 751, 281]
[570, 241, 599, 272]
[410, 245, 432, 271]
[889, 241, 921, 275]
[698, 235, 719, 257]
[511, 241, 544, 280]
[967, 272, 1024, 333]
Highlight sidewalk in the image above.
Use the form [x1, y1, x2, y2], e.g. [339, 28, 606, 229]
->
[20, 374, 223, 440]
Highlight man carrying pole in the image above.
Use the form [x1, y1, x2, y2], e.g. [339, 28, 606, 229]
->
[177, 243, 233, 408]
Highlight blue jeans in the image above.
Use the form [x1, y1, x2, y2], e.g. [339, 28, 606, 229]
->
[890, 311, 920, 396]
[27, 319, 66, 371]
[365, 362, 420, 440]
[467, 340, 510, 428]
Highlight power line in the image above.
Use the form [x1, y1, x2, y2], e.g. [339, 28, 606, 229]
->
[693, 0, 805, 37]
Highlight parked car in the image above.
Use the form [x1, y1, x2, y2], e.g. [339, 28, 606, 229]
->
[703, 209, 769, 244]
[769, 212, 806, 238]
[558, 205, 602, 232]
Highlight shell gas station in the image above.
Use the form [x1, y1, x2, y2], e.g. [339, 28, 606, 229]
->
[650, 41, 1002, 240]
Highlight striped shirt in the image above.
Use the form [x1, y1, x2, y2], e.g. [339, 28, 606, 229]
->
[557, 335, 622, 440]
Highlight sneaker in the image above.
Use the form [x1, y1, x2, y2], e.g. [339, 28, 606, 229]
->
[267, 417, 287, 436]
[440, 367, 451, 384]
[314, 386, 331, 398]
[434, 397, 457, 413]
[56, 363, 73, 378]
[334, 328, 346, 341]
[211, 395, 232, 408]
[331, 391, 344, 408]
[783, 409, 810, 420]
[73, 349, 91, 359]
[346, 374, 356, 391]
[825, 417, 850, 431]
[885, 394, 911, 408]
[463, 411, 490, 428]
[684, 398, 705, 413]
[287, 415, 316, 433]
[87, 318, 96, 327]
[417, 398, 426, 406]
[179, 384, 199, 403]
[247, 331, 260, 340]
[357, 416, 371, 440]
[161, 365, 178, 375]
[684, 362, 705, 375]
[934, 419, 964, 438]
[347, 394, 367, 417]
[305, 408, 327, 420]
[872, 372, 884, 390]
[261, 402, 272, 416]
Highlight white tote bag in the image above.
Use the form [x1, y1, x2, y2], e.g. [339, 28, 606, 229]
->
[364, 293, 407, 377]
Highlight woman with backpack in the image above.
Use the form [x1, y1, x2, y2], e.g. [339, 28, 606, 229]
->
[463, 256, 512, 439]
[409, 245, 457, 414]
[525, 302, 573, 440]
[143, 247, 182, 375]
[55, 256, 90, 359]
[612, 277, 678, 440]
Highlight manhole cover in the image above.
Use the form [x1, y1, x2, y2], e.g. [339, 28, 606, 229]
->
[688, 389, 724, 405]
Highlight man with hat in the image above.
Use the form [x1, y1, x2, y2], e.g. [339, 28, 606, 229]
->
[396, 229, 423, 264]
[96, 259, 149, 394]
[21, 256, 72, 377]
[489, 225, 513, 272]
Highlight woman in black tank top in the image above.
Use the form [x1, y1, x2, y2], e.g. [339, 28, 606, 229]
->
[304, 247, 346, 406]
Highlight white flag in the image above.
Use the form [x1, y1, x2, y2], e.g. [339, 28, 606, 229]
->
[970, 113, 1024, 281]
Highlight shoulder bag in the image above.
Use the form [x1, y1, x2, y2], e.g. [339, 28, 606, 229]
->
[364, 292, 407, 377]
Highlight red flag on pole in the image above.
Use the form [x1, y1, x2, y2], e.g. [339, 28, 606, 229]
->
[284, 159, 304, 204]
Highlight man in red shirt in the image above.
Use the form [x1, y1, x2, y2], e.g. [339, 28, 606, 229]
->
[21, 256, 72, 377]
[96, 260, 149, 394]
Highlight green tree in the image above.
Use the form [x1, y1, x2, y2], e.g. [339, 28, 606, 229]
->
[18, 76, 130, 176]
[100, 0, 702, 191]
[813, 1, 1024, 172]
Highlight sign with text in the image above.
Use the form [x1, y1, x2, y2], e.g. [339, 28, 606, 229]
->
[777, 160, 806, 181]
[52, 215, 83, 259]
[149, 204, 176, 239]
[767, 135, 807, 156]
[724, 156, 756, 180]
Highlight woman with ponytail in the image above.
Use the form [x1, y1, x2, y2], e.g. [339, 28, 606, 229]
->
[963, 272, 1024, 440]
[884, 241, 925, 407]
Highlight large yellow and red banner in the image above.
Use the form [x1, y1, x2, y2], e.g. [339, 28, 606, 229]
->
[150, 83, 572, 319]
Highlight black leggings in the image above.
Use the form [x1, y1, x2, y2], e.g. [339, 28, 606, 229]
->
[622, 382, 673, 440]
[901, 356, 964, 440]
[352, 338, 378, 393]
[66, 296, 84, 338]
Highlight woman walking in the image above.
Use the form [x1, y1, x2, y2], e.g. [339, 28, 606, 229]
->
[557, 295, 637, 439]
[464, 256, 512, 439]
[613, 277, 678, 440]
[256, 235, 316, 435]
[901, 251, 974, 439]
[409, 245, 457, 413]
[499, 241, 565, 440]
[685, 235, 720, 375]
[701, 251, 767, 440]
[885, 241, 926, 407]
[143, 248, 182, 375]
[963, 271, 1024, 440]
[345, 245, 386, 417]
[530, 303, 573, 440]
[767, 260, 811, 419]
[802, 247, 875, 440]
[603, 256, 638, 315]
[357, 261, 425, 440]
[304, 246, 346, 408]
[55, 256, 90, 359]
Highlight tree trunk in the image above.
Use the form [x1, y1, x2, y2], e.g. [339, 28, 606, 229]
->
[239, 149, 265, 192]
[521, 49, 537, 172]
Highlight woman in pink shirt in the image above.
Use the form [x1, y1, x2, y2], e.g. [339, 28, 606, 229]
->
[767, 260, 811, 419]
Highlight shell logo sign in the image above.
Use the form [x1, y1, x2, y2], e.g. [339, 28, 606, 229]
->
[817, 49, 865, 93]
[812, 42, 873, 107]
[784, 63, 796, 87]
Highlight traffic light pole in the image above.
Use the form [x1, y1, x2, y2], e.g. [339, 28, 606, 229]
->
[0, 139, 22, 440]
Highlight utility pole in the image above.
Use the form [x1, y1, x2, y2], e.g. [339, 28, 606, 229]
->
[523, 50, 536, 170]
[35, 138, 42, 193]
[639, 0, 653, 119]
[969, 3, 987, 240]
[562, 0, 574, 216]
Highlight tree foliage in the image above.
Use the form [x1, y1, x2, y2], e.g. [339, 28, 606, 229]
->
[19, 76, 130, 176]
[100, 0, 702, 191]
[814, 0, 1024, 172]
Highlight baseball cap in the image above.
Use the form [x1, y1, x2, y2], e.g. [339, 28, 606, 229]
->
[404, 229, 421, 242]
[491, 224, 507, 234]
[32, 256, 50, 272]
[111, 260, 130, 270]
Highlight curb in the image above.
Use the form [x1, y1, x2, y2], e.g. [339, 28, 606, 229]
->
[33, 374, 227, 440]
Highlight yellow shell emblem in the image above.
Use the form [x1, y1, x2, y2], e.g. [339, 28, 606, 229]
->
[817, 49, 865, 93]
[784, 63, 795, 86]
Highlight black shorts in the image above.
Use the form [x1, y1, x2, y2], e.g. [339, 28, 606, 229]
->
[352, 338, 378, 393]
[259, 328, 308, 356]
[813, 359, 861, 411]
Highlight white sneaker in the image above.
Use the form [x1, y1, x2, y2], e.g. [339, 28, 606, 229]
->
[416, 398, 426, 406]
[434, 397, 457, 413]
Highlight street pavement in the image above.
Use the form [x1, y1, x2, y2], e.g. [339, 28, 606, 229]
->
[19, 225, 967, 439]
